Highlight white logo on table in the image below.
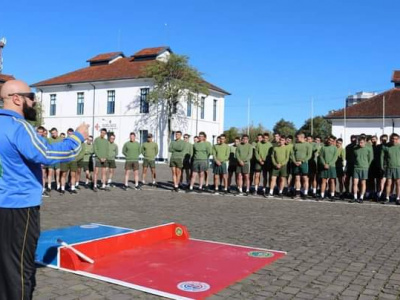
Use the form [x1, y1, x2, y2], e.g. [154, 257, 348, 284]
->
[177, 281, 210, 292]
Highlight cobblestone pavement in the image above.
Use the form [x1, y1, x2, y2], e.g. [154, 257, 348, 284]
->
[33, 163, 400, 300]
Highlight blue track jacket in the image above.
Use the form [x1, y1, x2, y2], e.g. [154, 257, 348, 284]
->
[0, 109, 84, 208]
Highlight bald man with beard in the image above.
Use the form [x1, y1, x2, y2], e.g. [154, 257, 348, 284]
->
[0, 80, 89, 300]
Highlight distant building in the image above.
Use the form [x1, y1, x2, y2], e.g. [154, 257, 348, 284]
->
[346, 91, 377, 107]
[326, 71, 400, 143]
[32, 46, 230, 160]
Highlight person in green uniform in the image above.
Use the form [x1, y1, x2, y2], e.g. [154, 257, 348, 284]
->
[122, 132, 141, 190]
[77, 136, 94, 188]
[106, 134, 118, 188]
[181, 134, 193, 186]
[285, 135, 294, 194]
[37, 126, 49, 197]
[236, 134, 253, 196]
[212, 134, 230, 194]
[60, 128, 83, 194]
[291, 132, 313, 199]
[351, 137, 373, 203]
[254, 133, 273, 196]
[141, 133, 158, 186]
[376, 134, 388, 201]
[268, 135, 290, 198]
[318, 135, 338, 201]
[169, 131, 185, 192]
[188, 132, 211, 192]
[381, 133, 400, 204]
[272, 132, 280, 148]
[93, 128, 110, 191]
[203, 135, 213, 189]
[335, 138, 346, 199]
[46, 128, 62, 192]
[228, 137, 240, 192]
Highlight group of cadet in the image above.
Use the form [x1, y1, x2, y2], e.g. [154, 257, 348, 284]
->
[36, 125, 400, 205]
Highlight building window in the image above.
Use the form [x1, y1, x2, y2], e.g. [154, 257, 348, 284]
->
[187, 95, 192, 117]
[107, 90, 115, 114]
[140, 130, 148, 144]
[200, 97, 205, 119]
[77, 92, 84, 115]
[213, 99, 217, 121]
[172, 101, 178, 114]
[50, 94, 56, 116]
[140, 88, 149, 113]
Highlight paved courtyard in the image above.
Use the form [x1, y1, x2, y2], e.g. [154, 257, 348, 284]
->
[33, 163, 400, 300]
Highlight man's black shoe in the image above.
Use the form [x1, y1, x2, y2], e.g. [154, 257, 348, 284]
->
[70, 189, 78, 194]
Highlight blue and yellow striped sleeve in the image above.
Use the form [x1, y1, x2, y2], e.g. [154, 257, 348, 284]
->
[13, 119, 84, 165]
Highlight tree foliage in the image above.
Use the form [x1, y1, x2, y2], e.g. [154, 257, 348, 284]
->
[143, 53, 209, 143]
[223, 127, 240, 143]
[299, 116, 332, 139]
[272, 118, 297, 137]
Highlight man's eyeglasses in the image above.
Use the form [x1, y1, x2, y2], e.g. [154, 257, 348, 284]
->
[9, 93, 36, 101]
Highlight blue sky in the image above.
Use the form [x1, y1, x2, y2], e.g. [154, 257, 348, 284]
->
[1, 0, 400, 130]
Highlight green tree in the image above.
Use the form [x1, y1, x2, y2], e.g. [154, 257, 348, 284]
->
[28, 101, 44, 128]
[240, 123, 270, 143]
[223, 126, 240, 143]
[299, 116, 332, 139]
[143, 53, 209, 144]
[273, 119, 297, 137]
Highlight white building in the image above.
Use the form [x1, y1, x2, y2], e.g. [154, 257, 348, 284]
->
[346, 91, 377, 107]
[326, 71, 400, 143]
[33, 47, 230, 160]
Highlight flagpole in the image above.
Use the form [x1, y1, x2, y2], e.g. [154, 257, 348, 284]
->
[311, 97, 314, 136]
[383, 95, 385, 134]
[247, 98, 250, 135]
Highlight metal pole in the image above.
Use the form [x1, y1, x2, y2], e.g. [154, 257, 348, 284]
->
[311, 97, 314, 136]
[344, 97, 347, 144]
[383, 95, 385, 134]
[247, 98, 250, 135]
[89, 83, 96, 137]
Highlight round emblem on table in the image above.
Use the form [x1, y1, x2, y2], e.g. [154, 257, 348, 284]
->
[177, 281, 210, 292]
[80, 224, 99, 229]
[175, 227, 183, 237]
[248, 251, 274, 258]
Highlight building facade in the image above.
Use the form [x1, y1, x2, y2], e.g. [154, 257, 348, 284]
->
[346, 91, 377, 107]
[326, 71, 400, 143]
[33, 47, 230, 159]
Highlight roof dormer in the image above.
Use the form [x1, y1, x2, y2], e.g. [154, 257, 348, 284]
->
[131, 46, 172, 62]
[87, 52, 125, 66]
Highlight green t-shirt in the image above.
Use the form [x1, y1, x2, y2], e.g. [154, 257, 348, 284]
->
[122, 141, 141, 161]
[255, 141, 273, 162]
[141, 142, 158, 160]
[48, 136, 62, 144]
[83, 143, 94, 162]
[94, 137, 110, 159]
[353, 145, 373, 169]
[291, 142, 312, 163]
[319, 145, 338, 167]
[236, 143, 253, 163]
[193, 142, 211, 160]
[271, 145, 290, 166]
[212, 143, 230, 162]
[381, 143, 400, 169]
[107, 142, 118, 160]
[169, 139, 186, 160]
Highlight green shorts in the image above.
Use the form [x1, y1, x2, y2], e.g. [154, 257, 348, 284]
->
[77, 160, 85, 168]
[213, 162, 228, 175]
[236, 162, 250, 174]
[143, 159, 156, 168]
[45, 163, 60, 169]
[192, 160, 208, 172]
[106, 160, 117, 169]
[125, 161, 139, 171]
[254, 162, 263, 172]
[271, 165, 288, 177]
[95, 158, 108, 168]
[170, 158, 183, 169]
[385, 168, 400, 179]
[292, 162, 309, 176]
[353, 168, 368, 180]
[319, 166, 337, 179]
[60, 161, 78, 172]
[79, 161, 91, 172]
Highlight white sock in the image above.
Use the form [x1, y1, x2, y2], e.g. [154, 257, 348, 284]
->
[331, 192, 335, 197]
[313, 188, 316, 194]
[279, 190, 283, 194]
[304, 190, 308, 195]
[354, 193, 357, 199]
[239, 188, 243, 192]
[321, 192, 325, 198]
[377, 191, 382, 197]
[57, 185, 60, 190]
[42, 187, 45, 193]
[107, 179, 112, 184]
[255, 185, 258, 191]
[71, 185, 75, 191]
[61, 186, 65, 191]
[153, 180, 156, 184]
[269, 190, 273, 195]
[47, 183, 51, 190]
[125, 182, 128, 186]
[102, 183, 106, 188]
[190, 186, 193, 190]
[75, 182, 79, 187]
[360, 194, 364, 200]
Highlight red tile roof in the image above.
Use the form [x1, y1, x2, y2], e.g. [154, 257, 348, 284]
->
[132, 46, 170, 58]
[391, 70, 400, 83]
[87, 52, 124, 63]
[326, 88, 400, 119]
[32, 49, 230, 95]
[0, 74, 15, 83]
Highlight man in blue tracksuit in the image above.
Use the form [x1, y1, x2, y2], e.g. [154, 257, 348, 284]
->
[0, 80, 89, 300]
